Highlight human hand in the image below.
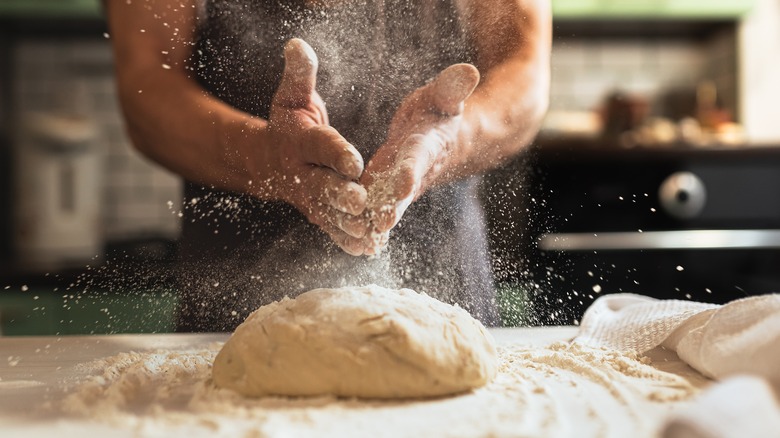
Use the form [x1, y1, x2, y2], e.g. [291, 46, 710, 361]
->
[358, 64, 480, 255]
[252, 38, 368, 255]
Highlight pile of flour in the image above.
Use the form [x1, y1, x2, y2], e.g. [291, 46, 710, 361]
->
[56, 340, 703, 437]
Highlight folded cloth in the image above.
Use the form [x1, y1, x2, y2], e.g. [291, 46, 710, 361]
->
[661, 375, 780, 438]
[575, 293, 780, 438]
[575, 293, 780, 387]
[575, 294, 717, 353]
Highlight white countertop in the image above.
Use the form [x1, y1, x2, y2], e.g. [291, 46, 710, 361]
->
[0, 327, 706, 437]
[0, 327, 576, 386]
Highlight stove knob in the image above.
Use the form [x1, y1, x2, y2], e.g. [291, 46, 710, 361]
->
[659, 171, 706, 219]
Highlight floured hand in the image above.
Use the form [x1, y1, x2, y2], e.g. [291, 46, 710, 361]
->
[356, 64, 480, 255]
[253, 39, 369, 255]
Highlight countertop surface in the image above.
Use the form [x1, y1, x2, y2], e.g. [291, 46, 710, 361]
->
[0, 328, 575, 388]
[0, 327, 707, 437]
[0, 332, 227, 385]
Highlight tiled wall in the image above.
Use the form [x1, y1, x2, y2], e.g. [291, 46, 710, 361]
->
[549, 35, 736, 118]
[12, 39, 182, 242]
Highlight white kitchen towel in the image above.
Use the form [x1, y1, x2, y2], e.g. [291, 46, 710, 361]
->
[661, 375, 780, 438]
[575, 293, 780, 386]
[575, 293, 780, 438]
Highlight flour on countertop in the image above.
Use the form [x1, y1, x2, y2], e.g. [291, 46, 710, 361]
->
[54, 340, 703, 437]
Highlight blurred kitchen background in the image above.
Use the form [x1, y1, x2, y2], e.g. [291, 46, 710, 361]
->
[1, 0, 779, 334]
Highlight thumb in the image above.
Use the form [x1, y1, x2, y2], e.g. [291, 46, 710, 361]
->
[275, 38, 319, 107]
[426, 63, 480, 116]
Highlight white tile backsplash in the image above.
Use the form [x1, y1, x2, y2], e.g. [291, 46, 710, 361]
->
[549, 37, 714, 115]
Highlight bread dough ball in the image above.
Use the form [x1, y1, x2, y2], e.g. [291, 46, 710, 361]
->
[212, 284, 498, 399]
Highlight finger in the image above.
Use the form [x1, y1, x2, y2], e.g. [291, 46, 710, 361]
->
[371, 187, 414, 232]
[275, 38, 319, 107]
[327, 182, 368, 216]
[426, 63, 480, 116]
[312, 91, 329, 125]
[302, 126, 364, 180]
[302, 204, 366, 255]
[371, 134, 438, 231]
[322, 222, 366, 256]
[330, 210, 370, 238]
[343, 237, 367, 256]
[363, 231, 389, 256]
[400, 132, 441, 188]
[310, 166, 367, 215]
[364, 167, 411, 232]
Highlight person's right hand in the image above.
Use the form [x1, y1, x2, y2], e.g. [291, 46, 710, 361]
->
[250, 39, 368, 255]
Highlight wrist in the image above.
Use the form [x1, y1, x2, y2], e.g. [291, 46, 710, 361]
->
[219, 115, 277, 199]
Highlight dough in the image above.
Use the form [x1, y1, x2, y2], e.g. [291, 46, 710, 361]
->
[212, 284, 498, 399]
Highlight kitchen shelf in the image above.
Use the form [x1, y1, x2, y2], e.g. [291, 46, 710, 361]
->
[553, 19, 736, 40]
[0, 0, 755, 21]
[553, 0, 756, 20]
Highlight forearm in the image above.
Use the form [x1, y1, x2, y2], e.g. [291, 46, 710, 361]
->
[443, 0, 551, 180]
[117, 69, 270, 196]
[456, 56, 550, 172]
[107, 0, 273, 198]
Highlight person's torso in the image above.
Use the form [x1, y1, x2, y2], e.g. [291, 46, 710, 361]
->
[192, 0, 474, 155]
[175, 0, 499, 329]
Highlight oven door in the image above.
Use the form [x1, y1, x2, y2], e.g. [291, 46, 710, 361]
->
[511, 142, 780, 325]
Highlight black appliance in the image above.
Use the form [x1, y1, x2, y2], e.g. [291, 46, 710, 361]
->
[513, 140, 780, 325]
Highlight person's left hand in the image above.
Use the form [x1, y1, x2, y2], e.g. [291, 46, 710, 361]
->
[356, 63, 480, 255]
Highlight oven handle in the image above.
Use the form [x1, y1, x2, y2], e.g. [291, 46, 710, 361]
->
[538, 230, 780, 251]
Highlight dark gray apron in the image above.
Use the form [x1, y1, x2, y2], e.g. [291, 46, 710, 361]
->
[176, 0, 499, 331]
